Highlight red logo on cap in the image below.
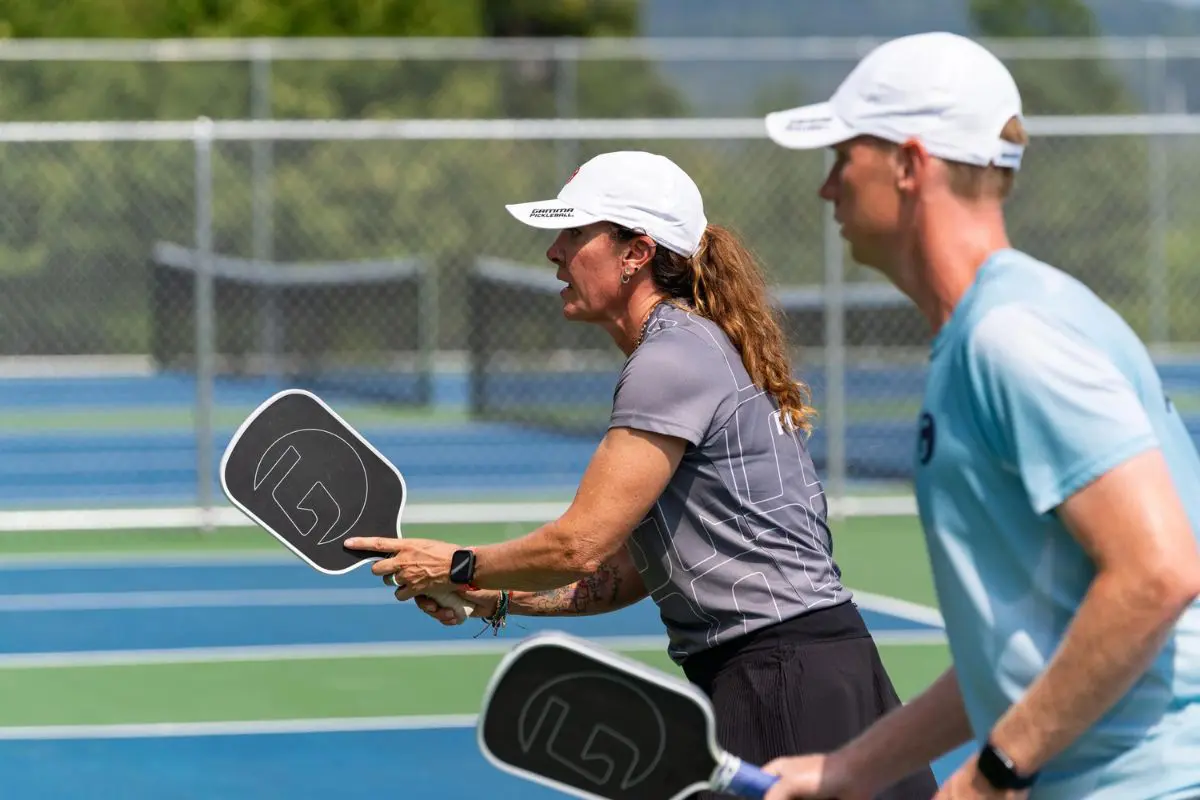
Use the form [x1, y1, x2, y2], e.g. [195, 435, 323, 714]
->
[565, 166, 581, 184]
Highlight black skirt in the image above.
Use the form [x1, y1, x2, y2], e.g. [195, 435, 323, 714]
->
[681, 600, 940, 800]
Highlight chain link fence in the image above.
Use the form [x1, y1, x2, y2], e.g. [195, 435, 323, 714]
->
[0, 37, 1197, 120]
[2, 94, 1199, 512]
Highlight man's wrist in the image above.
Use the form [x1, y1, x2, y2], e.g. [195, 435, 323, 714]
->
[976, 739, 1039, 790]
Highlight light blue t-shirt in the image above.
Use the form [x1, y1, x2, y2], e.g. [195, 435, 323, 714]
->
[914, 249, 1200, 799]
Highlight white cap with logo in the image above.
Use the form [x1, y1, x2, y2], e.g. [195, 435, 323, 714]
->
[765, 32, 1025, 170]
[505, 150, 708, 257]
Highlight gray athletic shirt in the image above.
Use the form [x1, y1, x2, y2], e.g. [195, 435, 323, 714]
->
[609, 302, 849, 664]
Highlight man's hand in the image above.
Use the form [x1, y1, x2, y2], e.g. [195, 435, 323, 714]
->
[762, 752, 875, 800]
[762, 667, 969, 799]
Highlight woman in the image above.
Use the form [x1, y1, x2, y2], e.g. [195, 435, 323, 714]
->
[345, 150, 937, 799]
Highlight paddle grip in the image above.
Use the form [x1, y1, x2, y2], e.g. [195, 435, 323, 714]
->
[424, 586, 475, 624]
[721, 759, 780, 798]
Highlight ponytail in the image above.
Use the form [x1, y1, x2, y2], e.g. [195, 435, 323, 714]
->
[689, 225, 817, 434]
[613, 222, 817, 435]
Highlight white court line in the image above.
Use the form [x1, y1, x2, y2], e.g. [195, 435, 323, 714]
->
[871, 629, 946, 646]
[0, 551, 296, 570]
[851, 590, 945, 628]
[0, 588, 392, 612]
[0, 714, 480, 740]
[0, 495, 915, 534]
[0, 628, 943, 670]
[0, 636, 670, 669]
[0, 502, 573, 533]
[0, 585, 944, 631]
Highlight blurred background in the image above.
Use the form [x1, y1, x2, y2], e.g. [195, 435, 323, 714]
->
[4, 0, 1200, 519]
[1, 1, 1199, 797]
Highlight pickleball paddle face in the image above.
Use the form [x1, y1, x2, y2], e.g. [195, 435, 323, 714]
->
[478, 632, 721, 800]
[220, 389, 407, 574]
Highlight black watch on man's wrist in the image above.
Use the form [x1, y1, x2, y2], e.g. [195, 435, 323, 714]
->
[977, 741, 1038, 790]
[449, 548, 477, 586]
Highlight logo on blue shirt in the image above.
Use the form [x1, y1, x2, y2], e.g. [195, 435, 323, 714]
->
[918, 412, 936, 465]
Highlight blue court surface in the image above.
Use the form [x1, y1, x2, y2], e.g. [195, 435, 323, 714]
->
[0, 553, 969, 798]
[7, 366, 1200, 508]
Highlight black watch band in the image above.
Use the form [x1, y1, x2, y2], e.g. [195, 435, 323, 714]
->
[977, 741, 1038, 790]
[449, 548, 477, 586]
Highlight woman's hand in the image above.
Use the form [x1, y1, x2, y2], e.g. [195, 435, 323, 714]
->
[343, 536, 459, 597]
[415, 589, 500, 625]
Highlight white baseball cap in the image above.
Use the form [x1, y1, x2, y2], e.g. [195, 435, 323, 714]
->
[765, 32, 1025, 170]
[505, 150, 708, 257]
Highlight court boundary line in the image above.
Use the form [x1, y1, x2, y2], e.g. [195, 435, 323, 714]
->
[0, 586, 945, 628]
[0, 550, 296, 570]
[0, 588, 394, 611]
[0, 636, 669, 669]
[851, 590, 944, 628]
[0, 629, 946, 670]
[0, 495, 918, 533]
[0, 714, 480, 740]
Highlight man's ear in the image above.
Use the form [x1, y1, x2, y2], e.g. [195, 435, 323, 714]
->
[896, 138, 929, 194]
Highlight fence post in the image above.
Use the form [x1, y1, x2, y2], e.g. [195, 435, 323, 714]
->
[554, 40, 580, 181]
[194, 117, 217, 532]
[1147, 38, 1170, 348]
[251, 43, 280, 382]
[822, 149, 847, 520]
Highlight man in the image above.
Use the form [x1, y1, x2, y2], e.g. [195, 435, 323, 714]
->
[759, 31, 1200, 800]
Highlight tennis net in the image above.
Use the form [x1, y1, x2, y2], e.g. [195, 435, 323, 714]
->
[149, 241, 435, 406]
[466, 257, 931, 479]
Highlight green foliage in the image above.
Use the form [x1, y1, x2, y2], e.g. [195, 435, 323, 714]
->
[0, 1, 701, 355]
[971, 0, 1100, 37]
[0, 0, 484, 38]
[482, 0, 639, 37]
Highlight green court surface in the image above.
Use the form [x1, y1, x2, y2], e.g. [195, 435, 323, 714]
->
[0, 514, 950, 729]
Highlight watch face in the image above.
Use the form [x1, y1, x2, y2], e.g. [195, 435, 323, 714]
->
[979, 744, 1036, 790]
[451, 550, 474, 583]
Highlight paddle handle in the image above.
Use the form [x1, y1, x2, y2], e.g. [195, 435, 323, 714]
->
[714, 754, 779, 798]
[425, 586, 475, 623]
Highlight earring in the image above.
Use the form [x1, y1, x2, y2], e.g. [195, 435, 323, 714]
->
[621, 269, 633, 284]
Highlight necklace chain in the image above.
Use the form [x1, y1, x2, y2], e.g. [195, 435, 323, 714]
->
[634, 299, 666, 349]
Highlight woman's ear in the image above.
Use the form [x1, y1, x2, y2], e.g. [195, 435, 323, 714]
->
[621, 235, 657, 271]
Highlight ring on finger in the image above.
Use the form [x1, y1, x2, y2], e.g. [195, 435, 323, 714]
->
[389, 574, 404, 588]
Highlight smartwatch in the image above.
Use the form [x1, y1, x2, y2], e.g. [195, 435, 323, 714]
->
[449, 548, 478, 588]
[977, 741, 1038, 790]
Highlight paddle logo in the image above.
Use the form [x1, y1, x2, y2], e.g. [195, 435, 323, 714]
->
[517, 671, 667, 791]
[252, 428, 369, 546]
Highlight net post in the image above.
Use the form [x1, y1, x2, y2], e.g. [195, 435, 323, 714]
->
[418, 256, 439, 407]
[194, 117, 217, 534]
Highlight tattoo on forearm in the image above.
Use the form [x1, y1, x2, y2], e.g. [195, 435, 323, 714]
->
[521, 560, 624, 616]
